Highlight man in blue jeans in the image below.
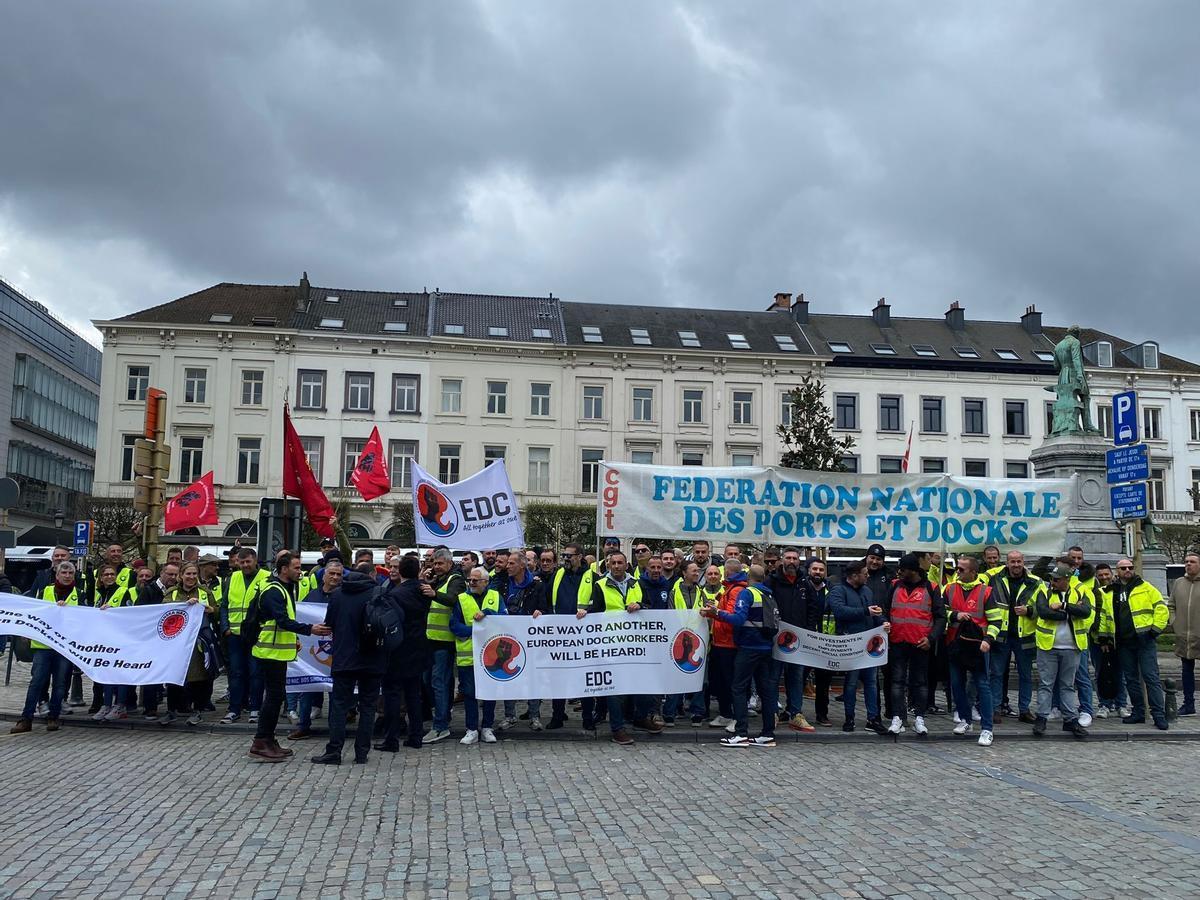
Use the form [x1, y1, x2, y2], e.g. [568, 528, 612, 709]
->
[828, 559, 889, 734]
[423, 547, 465, 743]
[768, 549, 821, 732]
[712, 564, 779, 748]
[10, 561, 79, 734]
[988, 550, 1042, 724]
[219, 548, 267, 725]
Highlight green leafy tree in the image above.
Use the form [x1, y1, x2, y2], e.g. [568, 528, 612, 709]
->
[777, 373, 856, 471]
[523, 502, 597, 548]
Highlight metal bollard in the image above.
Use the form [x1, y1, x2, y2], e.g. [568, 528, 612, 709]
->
[1164, 678, 1178, 722]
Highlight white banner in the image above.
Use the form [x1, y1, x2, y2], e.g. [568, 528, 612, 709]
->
[598, 462, 1075, 555]
[411, 459, 524, 550]
[472, 609, 708, 700]
[772, 622, 889, 671]
[0, 593, 206, 685]
[286, 603, 333, 692]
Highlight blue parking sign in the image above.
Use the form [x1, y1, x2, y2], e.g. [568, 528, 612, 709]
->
[73, 520, 93, 555]
[1112, 390, 1139, 446]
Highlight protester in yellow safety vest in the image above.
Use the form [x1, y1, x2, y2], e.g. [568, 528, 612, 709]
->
[219, 547, 269, 725]
[1089, 563, 1124, 717]
[661, 561, 708, 727]
[1097, 558, 1170, 730]
[1031, 564, 1091, 738]
[591, 537, 621, 576]
[577, 550, 643, 745]
[11, 562, 79, 734]
[161, 562, 219, 727]
[450, 567, 506, 746]
[534, 542, 594, 731]
[423, 547, 467, 745]
[987, 550, 1044, 725]
[631, 541, 653, 580]
[701, 565, 724, 607]
[88, 563, 134, 723]
[96, 542, 133, 594]
[979, 545, 1004, 585]
[198, 554, 223, 607]
[249, 552, 330, 762]
[944, 556, 1005, 745]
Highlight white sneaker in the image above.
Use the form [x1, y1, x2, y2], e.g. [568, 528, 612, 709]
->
[529, 719, 544, 732]
[709, 715, 733, 728]
[1078, 712, 1093, 728]
[749, 694, 761, 712]
[914, 716, 928, 735]
[35, 702, 49, 718]
[971, 707, 981, 722]
[953, 720, 971, 735]
[248, 711, 259, 724]
[287, 710, 300, 725]
[1094, 707, 1109, 719]
[480, 728, 497, 744]
[953, 711, 963, 724]
[1047, 707, 1062, 720]
[460, 729, 479, 745]
[978, 729, 994, 746]
[725, 721, 737, 734]
[719, 734, 750, 748]
[423, 728, 451, 744]
[887, 716, 904, 735]
[92, 706, 111, 721]
[312, 707, 323, 720]
[1119, 705, 1133, 718]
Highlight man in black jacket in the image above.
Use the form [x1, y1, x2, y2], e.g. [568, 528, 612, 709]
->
[375, 555, 430, 752]
[769, 547, 818, 731]
[310, 567, 385, 765]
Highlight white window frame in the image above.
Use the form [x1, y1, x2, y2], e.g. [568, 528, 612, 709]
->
[440, 379, 463, 414]
[240, 369, 264, 407]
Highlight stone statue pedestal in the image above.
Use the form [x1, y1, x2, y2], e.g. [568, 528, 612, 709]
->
[1030, 434, 1168, 588]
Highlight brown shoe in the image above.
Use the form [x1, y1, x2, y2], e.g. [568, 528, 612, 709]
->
[611, 728, 635, 746]
[269, 739, 294, 758]
[288, 728, 313, 740]
[248, 738, 287, 762]
[45, 718, 61, 732]
[633, 717, 663, 735]
[9, 718, 31, 734]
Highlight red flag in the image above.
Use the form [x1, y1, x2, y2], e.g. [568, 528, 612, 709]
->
[283, 404, 336, 538]
[163, 471, 218, 533]
[901, 422, 914, 473]
[350, 426, 391, 501]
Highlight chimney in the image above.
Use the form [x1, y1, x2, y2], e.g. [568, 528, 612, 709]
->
[769, 292, 792, 312]
[790, 292, 809, 324]
[295, 271, 310, 311]
[1020, 304, 1043, 335]
[945, 300, 965, 331]
[872, 297, 891, 328]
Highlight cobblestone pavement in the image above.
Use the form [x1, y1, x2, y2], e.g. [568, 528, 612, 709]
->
[2, 711, 1200, 898]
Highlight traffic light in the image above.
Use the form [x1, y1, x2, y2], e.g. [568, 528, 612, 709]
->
[132, 390, 170, 560]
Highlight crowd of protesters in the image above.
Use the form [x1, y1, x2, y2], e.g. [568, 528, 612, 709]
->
[5, 536, 1197, 762]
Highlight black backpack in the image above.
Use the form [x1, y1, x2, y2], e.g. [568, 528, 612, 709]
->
[363, 590, 404, 654]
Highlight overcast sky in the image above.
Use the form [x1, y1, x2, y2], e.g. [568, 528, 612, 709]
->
[1, 2, 1196, 357]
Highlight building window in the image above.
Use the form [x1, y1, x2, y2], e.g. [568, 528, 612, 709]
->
[183, 368, 207, 404]
[840, 455, 860, 474]
[921, 397, 944, 434]
[780, 393, 794, 428]
[389, 441, 416, 490]
[921, 458, 947, 474]
[1097, 404, 1113, 440]
[297, 370, 326, 410]
[682, 389, 704, 424]
[440, 379, 462, 414]
[529, 383, 551, 417]
[484, 445, 506, 467]
[727, 333, 750, 350]
[731, 453, 754, 467]
[580, 449, 603, 493]
[681, 451, 705, 466]
[345, 373, 374, 413]
[239, 370, 264, 406]
[581, 326, 603, 343]
[879, 456, 903, 474]
[120, 434, 138, 481]
[1149, 467, 1166, 511]
[963, 399, 986, 436]
[342, 439, 366, 486]
[964, 459, 988, 477]
[630, 328, 651, 346]
[1004, 400, 1028, 437]
[1192, 468, 1200, 512]
[179, 436, 204, 482]
[1144, 407, 1163, 440]
[488, 326, 508, 338]
[486, 380, 508, 416]
[438, 444, 461, 484]
[236, 438, 261, 485]
[300, 437, 323, 483]
[878, 395, 902, 432]
[582, 385, 605, 421]
[1191, 410, 1200, 442]
[632, 386, 655, 423]
[678, 331, 701, 348]
[1006, 460, 1030, 479]
[834, 394, 857, 430]
[732, 390, 754, 426]
[391, 375, 419, 414]
[126, 365, 150, 402]
[630, 449, 654, 465]
[527, 447, 550, 494]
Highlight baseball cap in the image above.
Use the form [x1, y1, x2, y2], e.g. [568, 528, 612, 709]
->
[603, 536, 621, 547]
[897, 552, 923, 572]
[198, 553, 221, 564]
[1051, 563, 1074, 580]
[866, 543, 886, 558]
[319, 537, 335, 548]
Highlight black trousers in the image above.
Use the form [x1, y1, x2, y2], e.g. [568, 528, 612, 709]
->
[255, 658, 289, 740]
[814, 668, 833, 720]
[382, 668, 424, 746]
[326, 670, 382, 759]
[167, 681, 208, 713]
[888, 642, 929, 717]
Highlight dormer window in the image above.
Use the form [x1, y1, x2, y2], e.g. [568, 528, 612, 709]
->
[581, 326, 603, 343]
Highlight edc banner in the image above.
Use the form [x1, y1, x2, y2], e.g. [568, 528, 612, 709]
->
[0, 593, 205, 685]
[597, 462, 1075, 555]
[471, 609, 709, 700]
[411, 459, 524, 550]
[286, 603, 333, 692]
[772, 622, 890, 671]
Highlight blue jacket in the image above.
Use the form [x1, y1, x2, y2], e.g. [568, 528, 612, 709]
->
[449, 590, 507, 639]
[638, 575, 671, 609]
[717, 580, 774, 652]
[827, 581, 881, 635]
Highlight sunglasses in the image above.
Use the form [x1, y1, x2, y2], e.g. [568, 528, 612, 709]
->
[1117, 565, 1134, 570]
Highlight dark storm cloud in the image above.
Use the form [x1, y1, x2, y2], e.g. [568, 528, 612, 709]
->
[0, 1, 1196, 355]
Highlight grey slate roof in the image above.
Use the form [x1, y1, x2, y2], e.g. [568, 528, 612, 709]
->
[294, 285, 429, 337]
[1044, 325, 1200, 374]
[114, 282, 299, 328]
[430, 292, 564, 343]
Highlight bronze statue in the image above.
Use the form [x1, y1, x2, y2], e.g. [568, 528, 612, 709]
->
[1047, 325, 1098, 435]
